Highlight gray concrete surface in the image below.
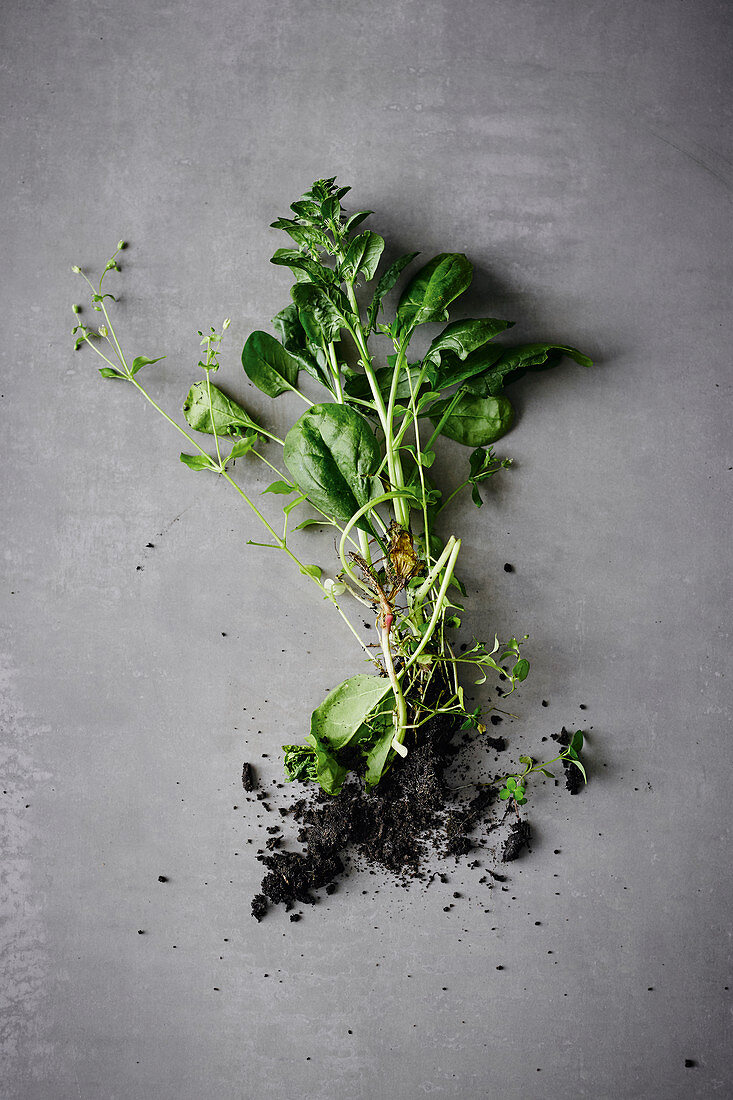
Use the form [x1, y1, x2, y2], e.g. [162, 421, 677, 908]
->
[1, 1, 731, 1096]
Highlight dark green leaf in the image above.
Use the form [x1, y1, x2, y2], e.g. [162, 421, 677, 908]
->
[271, 303, 331, 389]
[340, 231, 385, 283]
[343, 210, 373, 234]
[283, 403, 382, 531]
[366, 252, 420, 332]
[311, 675, 393, 752]
[539, 768, 555, 778]
[179, 452, 217, 471]
[291, 283, 351, 345]
[130, 355, 165, 375]
[395, 253, 473, 337]
[241, 330, 300, 399]
[183, 381, 259, 436]
[424, 318, 514, 374]
[570, 729, 585, 754]
[428, 392, 515, 447]
[512, 658, 530, 682]
[465, 343, 592, 397]
[431, 344, 505, 391]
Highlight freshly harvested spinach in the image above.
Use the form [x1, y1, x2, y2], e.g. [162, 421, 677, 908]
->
[71, 178, 590, 811]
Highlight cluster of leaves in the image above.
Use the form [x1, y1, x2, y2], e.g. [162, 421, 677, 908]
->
[71, 177, 591, 806]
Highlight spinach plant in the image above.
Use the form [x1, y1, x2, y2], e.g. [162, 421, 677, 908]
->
[71, 177, 590, 803]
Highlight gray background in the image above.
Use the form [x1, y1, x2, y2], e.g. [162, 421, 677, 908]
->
[1, 0, 731, 1097]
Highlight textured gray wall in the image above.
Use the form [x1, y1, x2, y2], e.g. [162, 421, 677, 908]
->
[1, 1, 731, 1097]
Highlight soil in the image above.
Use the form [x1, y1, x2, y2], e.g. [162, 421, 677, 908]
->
[248, 706, 580, 919]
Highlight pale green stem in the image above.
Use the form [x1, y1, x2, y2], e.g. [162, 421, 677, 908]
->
[399, 538, 461, 678]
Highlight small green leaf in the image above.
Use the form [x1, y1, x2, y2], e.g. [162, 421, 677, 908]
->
[98, 366, 126, 379]
[263, 479, 297, 495]
[179, 452, 217, 471]
[343, 210, 373, 234]
[512, 658, 530, 682]
[225, 431, 260, 462]
[131, 355, 165, 375]
[499, 789, 511, 800]
[570, 730, 585, 754]
[506, 777, 517, 790]
[539, 768, 555, 779]
[299, 563, 322, 580]
[518, 755, 532, 766]
[241, 330, 300, 399]
[305, 733, 348, 796]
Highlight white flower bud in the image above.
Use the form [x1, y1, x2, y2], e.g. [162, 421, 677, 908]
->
[222, 318, 231, 331]
[98, 325, 108, 338]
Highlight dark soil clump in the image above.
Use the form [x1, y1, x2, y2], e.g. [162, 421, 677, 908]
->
[502, 819, 532, 861]
[249, 717, 584, 917]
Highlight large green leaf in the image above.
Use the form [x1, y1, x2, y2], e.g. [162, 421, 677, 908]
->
[291, 283, 351, 345]
[283, 403, 381, 530]
[395, 253, 473, 337]
[340, 231, 385, 283]
[424, 318, 514, 379]
[183, 381, 259, 436]
[366, 251, 419, 333]
[465, 343, 592, 397]
[311, 674, 393, 752]
[241, 330, 300, 398]
[428, 392, 515, 447]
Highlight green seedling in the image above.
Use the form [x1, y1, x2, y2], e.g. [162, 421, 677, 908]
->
[71, 177, 592, 799]
[498, 731, 588, 805]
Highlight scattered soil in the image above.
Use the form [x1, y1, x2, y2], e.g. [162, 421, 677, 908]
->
[248, 707, 582, 919]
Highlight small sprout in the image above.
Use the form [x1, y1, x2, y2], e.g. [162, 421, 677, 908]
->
[72, 303, 81, 314]
[117, 240, 126, 250]
[324, 578, 346, 597]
